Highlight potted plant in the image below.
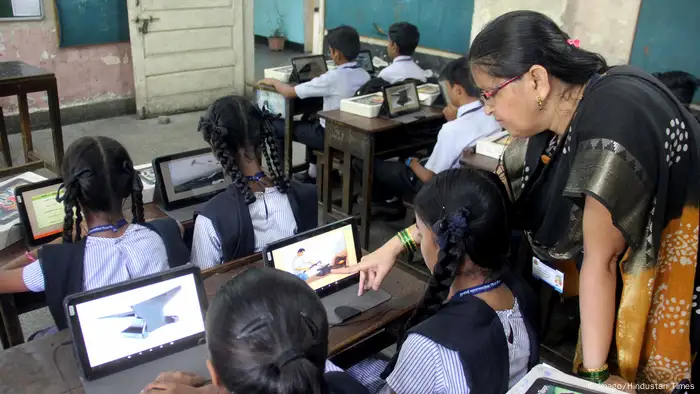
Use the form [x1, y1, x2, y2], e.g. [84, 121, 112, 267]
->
[268, 10, 286, 51]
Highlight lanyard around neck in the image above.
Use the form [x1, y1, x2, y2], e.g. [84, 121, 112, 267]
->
[246, 172, 266, 182]
[87, 219, 128, 236]
[458, 105, 483, 118]
[454, 279, 503, 299]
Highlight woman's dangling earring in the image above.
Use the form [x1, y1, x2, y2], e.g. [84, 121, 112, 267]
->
[537, 96, 544, 111]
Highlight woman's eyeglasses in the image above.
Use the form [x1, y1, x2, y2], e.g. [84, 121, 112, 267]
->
[480, 75, 522, 102]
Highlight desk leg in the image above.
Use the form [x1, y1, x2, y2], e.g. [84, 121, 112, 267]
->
[359, 138, 375, 250]
[17, 92, 32, 164]
[322, 125, 333, 221]
[341, 151, 354, 215]
[47, 81, 64, 171]
[284, 99, 293, 179]
[0, 106, 11, 167]
[0, 294, 24, 347]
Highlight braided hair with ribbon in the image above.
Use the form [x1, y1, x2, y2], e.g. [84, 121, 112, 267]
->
[207, 267, 329, 394]
[57, 136, 144, 243]
[383, 168, 513, 378]
[198, 96, 289, 205]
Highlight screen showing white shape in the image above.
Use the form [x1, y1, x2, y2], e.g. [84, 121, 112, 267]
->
[74, 274, 205, 368]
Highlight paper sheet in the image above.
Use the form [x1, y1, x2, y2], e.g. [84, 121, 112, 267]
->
[11, 0, 41, 17]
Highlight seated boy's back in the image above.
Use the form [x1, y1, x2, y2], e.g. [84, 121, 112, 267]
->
[377, 22, 426, 84]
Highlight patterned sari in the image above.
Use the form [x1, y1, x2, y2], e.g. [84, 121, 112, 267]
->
[501, 66, 700, 392]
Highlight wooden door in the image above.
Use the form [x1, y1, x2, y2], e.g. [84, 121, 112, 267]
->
[127, 0, 254, 117]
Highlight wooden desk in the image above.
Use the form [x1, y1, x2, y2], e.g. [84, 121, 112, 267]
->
[460, 149, 500, 172]
[319, 108, 445, 249]
[0, 61, 64, 178]
[248, 82, 322, 178]
[0, 204, 188, 349]
[0, 260, 426, 394]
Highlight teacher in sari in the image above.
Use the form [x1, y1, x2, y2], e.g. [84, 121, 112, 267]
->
[467, 10, 700, 390]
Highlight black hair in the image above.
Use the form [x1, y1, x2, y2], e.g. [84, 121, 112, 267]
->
[391, 169, 512, 365]
[207, 267, 329, 394]
[441, 56, 480, 98]
[198, 96, 289, 204]
[653, 71, 699, 106]
[58, 136, 144, 243]
[326, 25, 361, 61]
[388, 22, 420, 56]
[298, 248, 305, 253]
[469, 10, 608, 86]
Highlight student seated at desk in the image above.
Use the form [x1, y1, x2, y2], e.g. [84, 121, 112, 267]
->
[142, 267, 368, 394]
[377, 22, 427, 84]
[365, 56, 501, 218]
[331, 169, 539, 394]
[191, 96, 317, 269]
[0, 136, 187, 331]
[260, 25, 370, 184]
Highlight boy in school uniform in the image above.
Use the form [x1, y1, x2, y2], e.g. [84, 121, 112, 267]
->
[369, 56, 502, 216]
[377, 22, 427, 84]
[260, 25, 370, 183]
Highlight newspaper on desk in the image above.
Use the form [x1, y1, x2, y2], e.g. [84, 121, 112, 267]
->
[508, 364, 625, 394]
[0, 172, 47, 250]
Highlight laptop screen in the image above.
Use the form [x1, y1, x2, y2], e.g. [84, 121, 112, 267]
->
[72, 272, 205, 369]
[291, 55, 327, 83]
[355, 51, 374, 74]
[269, 222, 359, 292]
[157, 151, 231, 204]
[16, 179, 65, 244]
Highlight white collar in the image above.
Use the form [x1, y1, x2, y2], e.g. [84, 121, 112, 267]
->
[337, 62, 357, 69]
[393, 55, 413, 63]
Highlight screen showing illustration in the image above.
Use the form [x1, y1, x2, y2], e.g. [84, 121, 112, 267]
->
[384, 83, 420, 117]
[270, 224, 358, 291]
[525, 378, 601, 394]
[159, 152, 231, 203]
[292, 55, 327, 83]
[21, 182, 65, 240]
[137, 166, 156, 187]
[355, 51, 374, 74]
[0, 178, 29, 225]
[74, 273, 205, 369]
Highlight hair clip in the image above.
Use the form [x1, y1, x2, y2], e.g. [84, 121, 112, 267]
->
[566, 39, 580, 48]
[235, 312, 273, 340]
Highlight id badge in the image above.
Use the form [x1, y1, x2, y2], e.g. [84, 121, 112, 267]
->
[532, 257, 564, 293]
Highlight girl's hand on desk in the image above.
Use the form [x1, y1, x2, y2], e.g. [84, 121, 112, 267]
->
[154, 371, 207, 387]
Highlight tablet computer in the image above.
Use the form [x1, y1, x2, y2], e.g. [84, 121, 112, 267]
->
[291, 54, 328, 83]
[524, 377, 606, 394]
[263, 217, 361, 298]
[15, 178, 65, 247]
[64, 264, 208, 382]
[152, 148, 231, 211]
[355, 50, 375, 75]
[382, 81, 421, 118]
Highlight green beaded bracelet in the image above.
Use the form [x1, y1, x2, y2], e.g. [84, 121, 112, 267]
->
[397, 229, 417, 253]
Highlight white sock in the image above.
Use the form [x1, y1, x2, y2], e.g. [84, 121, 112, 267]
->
[385, 197, 399, 203]
[307, 164, 317, 178]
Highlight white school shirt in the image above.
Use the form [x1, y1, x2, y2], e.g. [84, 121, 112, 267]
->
[294, 62, 370, 127]
[424, 101, 502, 174]
[22, 224, 170, 292]
[377, 56, 427, 84]
[325, 300, 531, 394]
[190, 187, 297, 270]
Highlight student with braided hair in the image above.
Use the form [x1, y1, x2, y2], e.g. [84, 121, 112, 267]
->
[331, 169, 539, 394]
[191, 96, 317, 269]
[0, 136, 188, 331]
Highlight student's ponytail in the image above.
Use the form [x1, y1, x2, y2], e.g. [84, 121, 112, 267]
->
[125, 162, 145, 223]
[277, 357, 326, 394]
[255, 106, 290, 193]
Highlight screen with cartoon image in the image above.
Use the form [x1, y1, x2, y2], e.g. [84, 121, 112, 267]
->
[22, 182, 65, 240]
[525, 378, 602, 394]
[270, 224, 358, 291]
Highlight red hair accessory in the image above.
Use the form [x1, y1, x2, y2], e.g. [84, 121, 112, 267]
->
[567, 39, 580, 48]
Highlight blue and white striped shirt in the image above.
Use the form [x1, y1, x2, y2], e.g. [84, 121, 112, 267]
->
[190, 187, 297, 269]
[22, 224, 170, 292]
[327, 300, 531, 394]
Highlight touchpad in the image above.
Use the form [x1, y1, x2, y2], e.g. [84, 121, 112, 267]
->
[334, 305, 361, 321]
